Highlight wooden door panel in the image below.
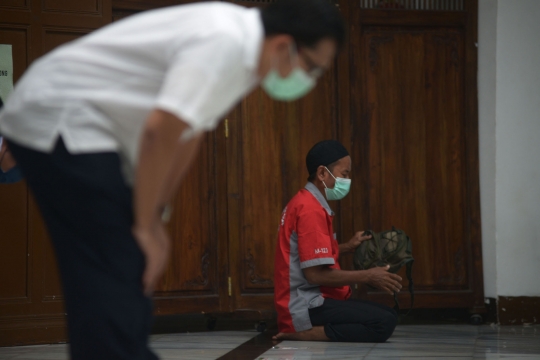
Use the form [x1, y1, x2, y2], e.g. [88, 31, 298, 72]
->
[354, 25, 472, 306]
[24, 195, 65, 310]
[154, 132, 225, 314]
[38, 206, 63, 303]
[424, 31, 467, 289]
[0, 182, 28, 301]
[0, 26, 30, 87]
[145, 10, 230, 314]
[229, 90, 285, 300]
[0, 0, 112, 346]
[43, 0, 101, 13]
[42, 28, 93, 54]
[0, 26, 30, 303]
[0, 0, 30, 10]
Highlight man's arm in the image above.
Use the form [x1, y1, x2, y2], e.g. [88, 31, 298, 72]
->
[133, 109, 203, 296]
[158, 128, 204, 207]
[302, 265, 402, 295]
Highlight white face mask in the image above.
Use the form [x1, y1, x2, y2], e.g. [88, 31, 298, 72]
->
[322, 166, 351, 201]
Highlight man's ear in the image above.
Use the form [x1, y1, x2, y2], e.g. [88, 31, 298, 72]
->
[317, 165, 326, 181]
[271, 34, 293, 51]
[267, 35, 294, 63]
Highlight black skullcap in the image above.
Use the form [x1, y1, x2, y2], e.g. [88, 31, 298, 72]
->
[306, 140, 349, 176]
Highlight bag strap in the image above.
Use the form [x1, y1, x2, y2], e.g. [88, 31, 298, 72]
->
[405, 259, 414, 315]
[393, 292, 400, 313]
[392, 260, 414, 315]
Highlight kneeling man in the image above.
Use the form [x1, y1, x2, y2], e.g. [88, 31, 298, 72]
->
[274, 140, 402, 342]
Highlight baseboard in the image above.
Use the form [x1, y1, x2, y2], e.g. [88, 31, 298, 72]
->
[483, 297, 498, 324]
[0, 314, 67, 347]
[497, 296, 540, 326]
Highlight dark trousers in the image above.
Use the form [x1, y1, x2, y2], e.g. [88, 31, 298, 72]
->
[309, 298, 398, 342]
[8, 139, 158, 360]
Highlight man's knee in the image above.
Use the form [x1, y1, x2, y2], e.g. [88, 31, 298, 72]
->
[373, 311, 398, 342]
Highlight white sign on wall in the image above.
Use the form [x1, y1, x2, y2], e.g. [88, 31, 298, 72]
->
[0, 44, 14, 105]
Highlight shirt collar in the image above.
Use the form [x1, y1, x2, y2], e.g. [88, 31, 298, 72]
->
[243, 8, 264, 71]
[304, 182, 334, 216]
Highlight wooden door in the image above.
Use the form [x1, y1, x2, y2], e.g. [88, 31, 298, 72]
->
[153, 128, 230, 315]
[344, 0, 484, 312]
[0, 0, 112, 346]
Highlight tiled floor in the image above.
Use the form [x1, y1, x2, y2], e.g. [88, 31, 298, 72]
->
[259, 325, 540, 360]
[0, 331, 257, 360]
[0, 325, 539, 360]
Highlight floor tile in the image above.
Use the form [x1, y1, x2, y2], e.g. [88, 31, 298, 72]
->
[473, 354, 540, 359]
[256, 325, 539, 360]
[364, 357, 473, 360]
[1, 325, 539, 360]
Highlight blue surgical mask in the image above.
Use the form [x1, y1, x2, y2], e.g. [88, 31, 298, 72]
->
[0, 166, 23, 184]
[261, 45, 316, 101]
[323, 166, 351, 201]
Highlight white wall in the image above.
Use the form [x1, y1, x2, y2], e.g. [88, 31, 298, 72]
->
[478, 0, 540, 298]
[478, 0, 498, 299]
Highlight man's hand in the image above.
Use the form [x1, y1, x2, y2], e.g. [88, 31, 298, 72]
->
[341, 231, 372, 253]
[365, 265, 402, 295]
[0, 140, 17, 172]
[133, 224, 170, 297]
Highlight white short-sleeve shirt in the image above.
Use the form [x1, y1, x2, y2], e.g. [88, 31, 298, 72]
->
[0, 2, 263, 182]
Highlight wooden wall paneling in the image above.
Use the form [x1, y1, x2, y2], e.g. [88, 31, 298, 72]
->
[39, 0, 111, 58]
[226, 90, 285, 312]
[335, 0, 357, 274]
[43, 0, 101, 14]
[31, 197, 63, 305]
[213, 120, 234, 313]
[0, 0, 112, 346]
[425, 29, 467, 290]
[359, 9, 466, 27]
[0, 181, 28, 302]
[349, 4, 483, 311]
[0, 24, 30, 305]
[153, 131, 227, 315]
[0, 0, 30, 10]
[463, 0, 484, 313]
[344, 0, 365, 277]
[0, 11, 65, 346]
[0, 6, 31, 71]
[41, 27, 93, 53]
[40, 0, 111, 26]
[360, 26, 469, 307]
[112, 0, 201, 14]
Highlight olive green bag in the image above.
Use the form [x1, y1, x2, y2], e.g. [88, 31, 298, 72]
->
[353, 227, 414, 313]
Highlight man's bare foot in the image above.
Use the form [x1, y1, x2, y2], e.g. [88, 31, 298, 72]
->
[272, 326, 330, 341]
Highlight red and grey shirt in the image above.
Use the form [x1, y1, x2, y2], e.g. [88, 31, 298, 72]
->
[274, 182, 351, 333]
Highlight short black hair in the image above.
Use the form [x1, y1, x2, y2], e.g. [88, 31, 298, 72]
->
[261, 0, 346, 49]
[307, 159, 339, 182]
